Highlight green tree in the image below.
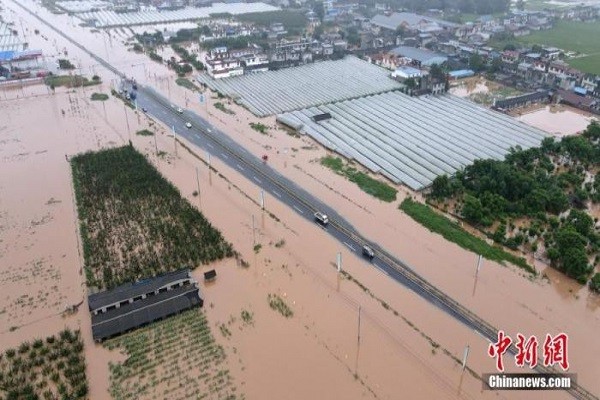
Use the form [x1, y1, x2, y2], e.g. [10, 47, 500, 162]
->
[462, 194, 485, 224]
[469, 53, 486, 72]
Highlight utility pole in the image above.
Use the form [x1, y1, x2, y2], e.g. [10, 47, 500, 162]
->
[196, 167, 201, 209]
[462, 345, 470, 371]
[123, 103, 131, 142]
[172, 125, 177, 156]
[336, 252, 342, 272]
[357, 306, 362, 344]
[260, 189, 265, 210]
[476, 254, 483, 275]
[252, 215, 256, 246]
[153, 133, 158, 156]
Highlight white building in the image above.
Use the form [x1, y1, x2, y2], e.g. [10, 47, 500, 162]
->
[204, 46, 243, 79]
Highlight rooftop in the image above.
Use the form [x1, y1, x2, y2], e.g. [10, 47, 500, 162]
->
[78, 2, 279, 28]
[277, 92, 547, 191]
[197, 56, 403, 117]
[371, 12, 459, 31]
[91, 285, 202, 341]
[88, 269, 192, 312]
[390, 46, 448, 66]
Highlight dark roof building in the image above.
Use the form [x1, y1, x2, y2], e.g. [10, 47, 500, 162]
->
[493, 91, 551, 111]
[89, 269, 203, 342]
[390, 46, 448, 66]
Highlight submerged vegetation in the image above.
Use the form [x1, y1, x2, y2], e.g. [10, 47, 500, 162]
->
[71, 146, 233, 290]
[249, 122, 268, 135]
[321, 156, 398, 202]
[105, 310, 238, 399]
[175, 77, 201, 91]
[429, 122, 600, 284]
[90, 92, 109, 101]
[268, 294, 293, 318]
[214, 102, 235, 115]
[135, 129, 154, 136]
[400, 198, 533, 273]
[0, 329, 88, 399]
[45, 74, 100, 88]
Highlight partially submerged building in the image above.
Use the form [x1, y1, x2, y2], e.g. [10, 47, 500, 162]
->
[89, 269, 202, 342]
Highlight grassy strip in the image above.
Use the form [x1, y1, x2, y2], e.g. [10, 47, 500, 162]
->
[321, 156, 397, 202]
[214, 102, 235, 115]
[400, 198, 535, 274]
[135, 129, 154, 136]
[45, 74, 100, 88]
[71, 146, 233, 289]
[249, 122, 268, 134]
[175, 77, 200, 91]
[90, 92, 109, 101]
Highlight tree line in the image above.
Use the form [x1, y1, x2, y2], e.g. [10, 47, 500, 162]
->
[430, 122, 600, 286]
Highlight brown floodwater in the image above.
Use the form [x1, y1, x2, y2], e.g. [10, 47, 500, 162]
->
[517, 105, 598, 136]
[1, 1, 598, 398]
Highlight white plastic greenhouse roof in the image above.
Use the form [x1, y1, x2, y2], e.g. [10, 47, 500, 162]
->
[196, 56, 403, 117]
[276, 91, 548, 191]
[78, 3, 279, 28]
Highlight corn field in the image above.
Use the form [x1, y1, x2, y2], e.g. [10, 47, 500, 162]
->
[70, 146, 233, 290]
[0, 329, 88, 400]
[105, 309, 240, 400]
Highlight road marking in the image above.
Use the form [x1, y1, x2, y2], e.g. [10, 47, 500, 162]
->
[253, 176, 261, 184]
[293, 205, 304, 214]
[207, 143, 214, 149]
[236, 164, 245, 171]
[273, 191, 282, 198]
[221, 153, 229, 159]
[343, 242, 355, 251]
[207, 128, 212, 133]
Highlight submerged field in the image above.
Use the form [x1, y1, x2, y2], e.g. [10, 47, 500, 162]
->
[105, 309, 238, 400]
[0, 329, 87, 399]
[70, 145, 233, 290]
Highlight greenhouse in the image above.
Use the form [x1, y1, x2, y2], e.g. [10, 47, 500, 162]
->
[196, 56, 403, 117]
[78, 2, 278, 28]
[277, 91, 547, 191]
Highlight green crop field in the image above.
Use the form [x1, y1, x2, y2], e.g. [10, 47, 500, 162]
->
[516, 21, 600, 74]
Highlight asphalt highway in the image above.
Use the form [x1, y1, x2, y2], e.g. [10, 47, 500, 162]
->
[12, 1, 598, 397]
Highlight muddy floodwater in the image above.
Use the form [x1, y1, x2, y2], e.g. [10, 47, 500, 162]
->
[516, 105, 598, 136]
[1, 0, 599, 399]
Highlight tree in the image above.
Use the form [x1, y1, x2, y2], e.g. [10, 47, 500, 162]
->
[565, 209, 594, 237]
[469, 53, 486, 72]
[516, 0, 525, 10]
[462, 194, 485, 224]
[590, 273, 600, 292]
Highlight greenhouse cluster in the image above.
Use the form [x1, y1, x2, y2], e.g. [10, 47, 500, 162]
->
[77, 2, 278, 28]
[277, 91, 547, 191]
[196, 56, 403, 117]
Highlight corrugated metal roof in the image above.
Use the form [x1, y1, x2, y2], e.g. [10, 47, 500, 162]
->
[78, 2, 279, 28]
[88, 269, 191, 311]
[91, 286, 202, 341]
[371, 12, 459, 31]
[277, 92, 547, 191]
[390, 46, 448, 65]
[197, 56, 402, 117]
